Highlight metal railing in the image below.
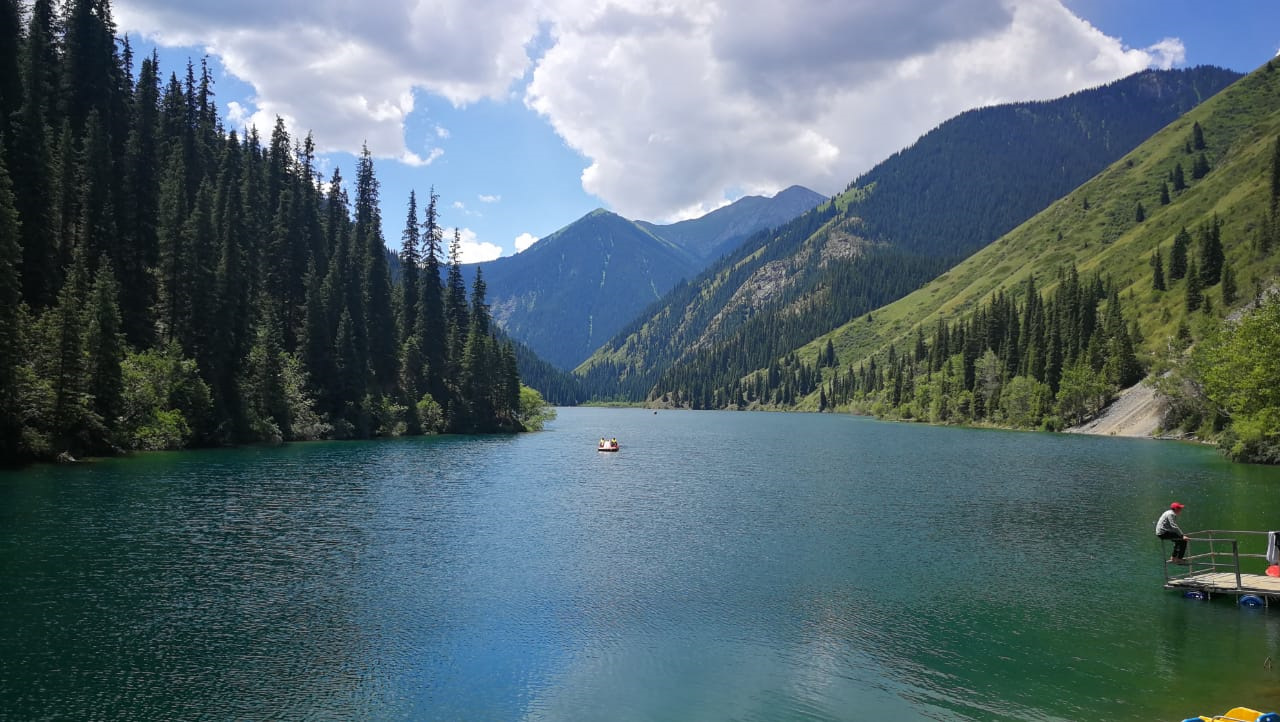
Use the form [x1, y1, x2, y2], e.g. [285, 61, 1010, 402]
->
[1162, 529, 1276, 588]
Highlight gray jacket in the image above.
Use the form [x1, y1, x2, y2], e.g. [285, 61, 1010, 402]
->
[1155, 509, 1184, 537]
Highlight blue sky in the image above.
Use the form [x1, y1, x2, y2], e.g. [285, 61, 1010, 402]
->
[117, 1, 1279, 261]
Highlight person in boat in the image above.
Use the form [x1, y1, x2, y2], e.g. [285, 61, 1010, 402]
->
[1155, 502, 1189, 564]
[610, 437, 617, 448]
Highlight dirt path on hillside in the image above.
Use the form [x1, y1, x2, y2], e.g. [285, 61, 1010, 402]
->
[1066, 382, 1166, 437]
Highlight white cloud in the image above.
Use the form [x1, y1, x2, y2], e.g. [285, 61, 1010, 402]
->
[116, 0, 1185, 223]
[478, 194, 501, 203]
[514, 232, 539, 252]
[526, 0, 1184, 221]
[400, 147, 444, 167]
[115, 0, 539, 160]
[225, 100, 251, 129]
[454, 228, 502, 263]
[452, 201, 466, 210]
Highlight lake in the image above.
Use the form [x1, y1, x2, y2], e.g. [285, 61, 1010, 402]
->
[3, 407, 1280, 720]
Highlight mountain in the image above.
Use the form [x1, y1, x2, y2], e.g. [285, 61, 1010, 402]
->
[471, 186, 825, 371]
[637, 185, 826, 261]
[575, 66, 1243, 404]
[785, 58, 1280, 436]
[466, 209, 699, 370]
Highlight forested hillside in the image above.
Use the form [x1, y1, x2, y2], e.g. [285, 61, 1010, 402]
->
[789, 60, 1280, 462]
[464, 209, 699, 370]
[576, 67, 1240, 405]
[468, 186, 825, 372]
[0, 0, 538, 465]
[844, 67, 1240, 258]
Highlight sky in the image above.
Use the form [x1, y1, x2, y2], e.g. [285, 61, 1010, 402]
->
[112, 0, 1280, 262]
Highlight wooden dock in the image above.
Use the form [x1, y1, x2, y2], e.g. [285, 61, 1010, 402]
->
[1159, 529, 1280, 603]
[1165, 570, 1280, 600]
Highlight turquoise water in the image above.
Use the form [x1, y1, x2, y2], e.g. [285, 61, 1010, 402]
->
[3, 408, 1280, 720]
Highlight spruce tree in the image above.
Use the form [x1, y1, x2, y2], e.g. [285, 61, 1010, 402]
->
[1171, 163, 1186, 191]
[0, 0, 22, 147]
[399, 190, 420, 345]
[354, 146, 397, 393]
[0, 154, 24, 460]
[1191, 121, 1206, 150]
[1221, 262, 1237, 306]
[1272, 135, 1280, 213]
[85, 259, 124, 448]
[1151, 249, 1165, 291]
[41, 243, 91, 450]
[118, 52, 161, 347]
[1191, 152, 1210, 180]
[1170, 227, 1189, 280]
[417, 188, 447, 408]
[11, 0, 60, 309]
[1185, 258, 1202, 312]
[1159, 182, 1170, 206]
[1198, 216, 1223, 286]
[444, 227, 469, 403]
[1134, 201, 1145, 223]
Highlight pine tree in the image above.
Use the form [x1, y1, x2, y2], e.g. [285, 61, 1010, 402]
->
[41, 243, 91, 450]
[0, 0, 22, 148]
[85, 259, 124, 447]
[418, 188, 447, 409]
[246, 305, 289, 441]
[354, 146, 397, 392]
[1191, 121, 1206, 150]
[444, 227, 469, 402]
[117, 52, 161, 346]
[1271, 135, 1280, 213]
[1159, 182, 1170, 206]
[1191, 152, 1210, 180]
[1134, 201, 1145, 223]
[75, 110, 119, 271]
[1221, 262, 1237, 306]
[210, 132, 251, 438]
[1151, 249, 1165, 291]
[399, 190, 420, 344]
[1198, 216, 1223, 286]
[1170, 227, 1190, 280]
[1171, 163, 1186, 191]
[1185, 257, 1202, 312]
[0, 153, 24, 460]
[11, 0, 61, 309]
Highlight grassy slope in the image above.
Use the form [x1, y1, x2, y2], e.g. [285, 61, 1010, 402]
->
[787, 61, 1280, 409]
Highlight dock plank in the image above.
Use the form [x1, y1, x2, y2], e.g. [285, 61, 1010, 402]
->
[1165, 571, 1280, 597]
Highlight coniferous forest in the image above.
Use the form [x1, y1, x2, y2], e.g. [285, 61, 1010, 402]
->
[0, 0, 547, 465]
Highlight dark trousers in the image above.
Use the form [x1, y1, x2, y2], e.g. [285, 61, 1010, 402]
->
[1159, 532, 1187, 559]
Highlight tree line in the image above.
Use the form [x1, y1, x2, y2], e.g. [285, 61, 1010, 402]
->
[0, 0, 542, 465]
[823, 268, 1143, 429]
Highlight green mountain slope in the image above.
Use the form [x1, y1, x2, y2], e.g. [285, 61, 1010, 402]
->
[845, 67, 1241, 258]
[577, 66, 1242, 404]
[785, 60, 1280, 426]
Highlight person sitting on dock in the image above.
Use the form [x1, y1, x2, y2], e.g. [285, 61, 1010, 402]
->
[1155, 502, 1190, 564]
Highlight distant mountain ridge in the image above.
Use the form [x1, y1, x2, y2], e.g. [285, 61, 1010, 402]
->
[573, 65, 1243, 405]
[472, 187, 826, 370]
[637, 185, 827, 261]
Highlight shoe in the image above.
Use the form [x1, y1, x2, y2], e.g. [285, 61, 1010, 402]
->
[1174, 558, 1189, 565]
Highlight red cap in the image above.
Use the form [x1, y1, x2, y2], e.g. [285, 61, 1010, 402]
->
[1170, 502, 1185, 510]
